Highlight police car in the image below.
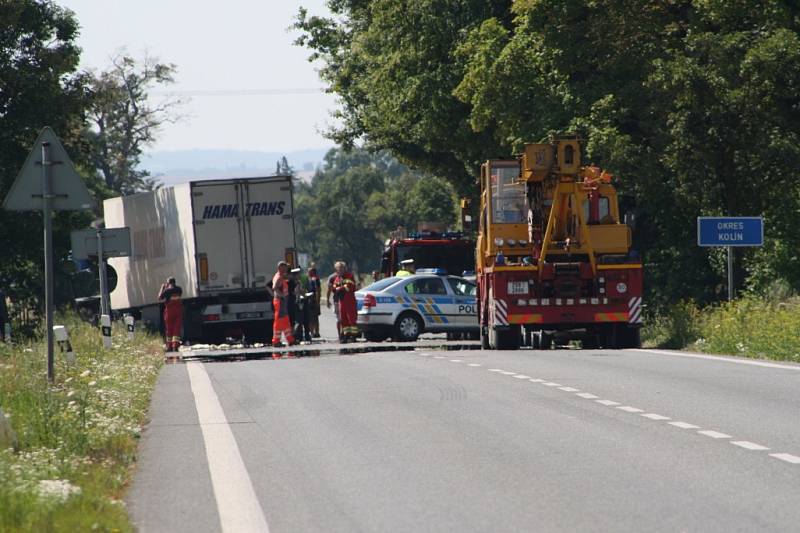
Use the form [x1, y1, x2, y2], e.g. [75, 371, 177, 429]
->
[356, 269, 479, 342]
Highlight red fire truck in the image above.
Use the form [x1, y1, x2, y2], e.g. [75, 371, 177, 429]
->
[380, 232, 475, 278]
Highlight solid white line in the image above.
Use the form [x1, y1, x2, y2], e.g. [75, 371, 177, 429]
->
[641, 413, 671, 421]
[617, 406, 644, 413]
[542, 382, 562, 387]
[632, 349, 800, 371]
[529, 378, 545, 383]
[513, 374, 532, 379]
[731, 441, 769, 451]
[467, 363, 482, 367]
[576, 393, 599, 399]
[698, 430, 732, 439]
[770, 453, 800, 464]
[186, 363, 270, 533]
[558, 387, 579, 392]
[595, 400, 620, 406]
[669, 421, 700, 429]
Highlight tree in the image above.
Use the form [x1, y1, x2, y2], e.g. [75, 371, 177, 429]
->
[0, 1, 97, 328]
[84, 53, 183, 194]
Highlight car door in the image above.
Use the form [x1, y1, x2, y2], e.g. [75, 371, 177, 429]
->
[403, 276, 450, 329]
[447, 277, 478, 327]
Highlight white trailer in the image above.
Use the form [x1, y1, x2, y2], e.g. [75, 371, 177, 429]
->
[104, 176, 296, 341]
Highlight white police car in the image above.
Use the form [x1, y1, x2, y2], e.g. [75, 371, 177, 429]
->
[356, 269, 479, 342]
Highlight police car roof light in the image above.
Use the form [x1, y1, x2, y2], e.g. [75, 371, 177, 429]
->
[416, 268, 447, 275]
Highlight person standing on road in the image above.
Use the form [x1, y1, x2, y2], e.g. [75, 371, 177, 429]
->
[332, 261, 358, 343]
[307, 265, 321, 337]
[272, 261, 296, 347]
[327, 267, 342, 340]
[396, 258, 415, 277]
[292, 267, 312, 343]
[157, 278, 183, 352]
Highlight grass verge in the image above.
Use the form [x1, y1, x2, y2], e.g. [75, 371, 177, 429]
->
[643, 297, 800, 363]
[0, 313, 163, 532]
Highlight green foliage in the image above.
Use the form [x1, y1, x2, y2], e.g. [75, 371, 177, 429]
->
[0, 315, 163, 531]
[296, 148, 458, 273]
[297, 1, 800, 307]
[641, 301, 702, 350]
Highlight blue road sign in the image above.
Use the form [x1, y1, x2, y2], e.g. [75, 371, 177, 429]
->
[697, 217, 764, 247]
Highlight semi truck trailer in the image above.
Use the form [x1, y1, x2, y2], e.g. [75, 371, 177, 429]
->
[104, 175, 297, 342]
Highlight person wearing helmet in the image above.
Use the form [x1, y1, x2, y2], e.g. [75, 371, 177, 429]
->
[396, 258, 415, 277]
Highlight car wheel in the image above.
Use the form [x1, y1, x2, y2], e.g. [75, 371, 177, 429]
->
[394, 313, 422, 342]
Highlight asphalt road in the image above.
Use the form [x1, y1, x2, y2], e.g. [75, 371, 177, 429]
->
[128, 313, 800, 532]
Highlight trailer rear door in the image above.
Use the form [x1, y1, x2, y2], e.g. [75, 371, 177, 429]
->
[191, 181, 248, 293]
[240, 177, 296, 289]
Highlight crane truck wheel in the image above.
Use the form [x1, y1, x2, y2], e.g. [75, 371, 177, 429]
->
[490, 326, 521, 350]
[394, 312, 423, 342]
[480, 326, 490, 349]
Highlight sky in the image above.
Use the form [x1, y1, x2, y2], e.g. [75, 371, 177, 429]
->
[57, 0, 337, 154]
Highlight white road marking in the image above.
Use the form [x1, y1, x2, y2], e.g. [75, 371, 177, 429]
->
[770, 453, 800, 464]
[488, 368, 505, 372]
[467, 363, 482, 367]
[558, 387, 579, 392]
[500, 371, 517, 375]
[698, 430, 732, 439]
[449, 359, 463, 363]
[542, 382, 562, 387]
[731, 441, 769, 451]
[576, 393, 599, 399]
[186, 363, 270, 533]
[641, 413, 671, 421]
[633, 349, 800, 371]
[669, 421, 700, 429]
[595, 400, 620, 406]
[617, 406, 644, 413]
[513, 374, 532, 379]
[529, 379, 545, 383]
[433, 356, 445, 359]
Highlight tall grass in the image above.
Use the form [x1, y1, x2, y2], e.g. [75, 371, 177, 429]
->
[0, 314, 163, 532]
[642, 297, 800, 363]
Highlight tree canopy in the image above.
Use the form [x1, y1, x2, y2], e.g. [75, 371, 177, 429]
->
[296, 0, 800, 306]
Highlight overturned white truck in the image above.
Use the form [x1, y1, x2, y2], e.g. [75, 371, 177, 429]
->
[104, 175, 297, 341]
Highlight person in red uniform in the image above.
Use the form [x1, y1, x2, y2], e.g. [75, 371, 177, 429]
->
[332, 261, 358, 343]
[158, 277, 183, 352]
[272, 261, 296, 347]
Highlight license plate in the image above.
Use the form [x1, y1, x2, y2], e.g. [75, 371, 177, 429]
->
[237, 312, 262, 319]
[507, 281, 528, 295]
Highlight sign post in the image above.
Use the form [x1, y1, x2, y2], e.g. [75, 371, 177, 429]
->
[697, 216, 764, 300]
[2, 128, 96, 382]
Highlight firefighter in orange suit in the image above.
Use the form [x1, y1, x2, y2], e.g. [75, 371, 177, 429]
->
[272, 261, 296, 347]
[332, 261, 358, 343]
[158, 277, 183, 352]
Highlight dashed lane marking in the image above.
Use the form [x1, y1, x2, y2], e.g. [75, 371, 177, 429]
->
[433, 356, 445, 359]
[543, 382, 562, 387]
[186, 363, 270, 533]
[500, 371, 517, 376]
[617, 406, 644, 413]
[529, 379, 545, 383]
[576, 393, 599, 399]
[731, 441, 770, 451]
[770, 453, 800, 464]
[641, 413, 671, 420]
[698, 430, 732, 439]
[595, 400, 620, 406]
[467, 363, 482, 367]
[559, 387, 580, 392]
[488, 368, 505, 372]
[513, 374, 532, 379]
[669, 421, 700, 429]
[449, 359, 463, 363]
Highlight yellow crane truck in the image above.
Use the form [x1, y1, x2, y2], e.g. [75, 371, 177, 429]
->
[476, 135, 642, 350]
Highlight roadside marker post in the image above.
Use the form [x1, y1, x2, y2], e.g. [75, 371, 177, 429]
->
[2, 127, 96, 382]
[53, 325, 75, 365]
[100, 314, 113, 349]
[125, 314, 135, 340]
[697, 217, 764, 300]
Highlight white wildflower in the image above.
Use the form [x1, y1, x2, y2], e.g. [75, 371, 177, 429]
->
[64, 377, 73, 384]
[66, 390, 76, 398]
[37, 479, 81, 502]
[80, 370, 91, 377]
[88, 380, 97, 387]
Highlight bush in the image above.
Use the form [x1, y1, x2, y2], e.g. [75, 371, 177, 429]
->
[642, 300, 701, 349]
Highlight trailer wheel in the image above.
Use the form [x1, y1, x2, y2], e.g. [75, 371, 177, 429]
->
[394, 312, 422, 342]
[494, 326, 521, 351]
[539, 331, 553, 350]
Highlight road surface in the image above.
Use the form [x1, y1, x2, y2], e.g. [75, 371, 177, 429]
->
[127, 311, 800, 532]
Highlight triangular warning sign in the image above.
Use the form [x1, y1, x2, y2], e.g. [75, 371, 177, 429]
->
[2, 127, 96, 211]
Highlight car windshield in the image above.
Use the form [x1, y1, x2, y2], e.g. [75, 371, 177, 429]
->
[363, 277, 401, 292]
[490, 163, 526, 224]
[394, 243, 474, 277]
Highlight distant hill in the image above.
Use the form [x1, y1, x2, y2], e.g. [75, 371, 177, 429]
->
[141, 148, 332, 186]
